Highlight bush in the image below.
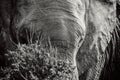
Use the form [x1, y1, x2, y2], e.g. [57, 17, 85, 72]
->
[0, 42, 75, 80]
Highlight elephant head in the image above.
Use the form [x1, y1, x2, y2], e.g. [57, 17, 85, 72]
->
[0, 0, 117, 80]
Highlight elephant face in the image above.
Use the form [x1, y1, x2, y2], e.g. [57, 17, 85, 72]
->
[0, 0, 117, 80]
[13, 0, 86, 65]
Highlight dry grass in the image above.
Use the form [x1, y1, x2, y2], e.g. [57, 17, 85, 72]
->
[0, 42, 75, 80]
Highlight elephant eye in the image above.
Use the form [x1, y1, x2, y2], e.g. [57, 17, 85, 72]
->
[98, 0, 114, 5]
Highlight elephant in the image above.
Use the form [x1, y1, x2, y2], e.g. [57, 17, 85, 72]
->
[0, 0, 118, 80]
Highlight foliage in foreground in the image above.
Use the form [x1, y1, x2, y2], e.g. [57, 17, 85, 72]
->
[0, 42, 75, 80]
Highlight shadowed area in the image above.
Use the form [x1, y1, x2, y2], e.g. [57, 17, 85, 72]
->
[100, 2, 120, 80]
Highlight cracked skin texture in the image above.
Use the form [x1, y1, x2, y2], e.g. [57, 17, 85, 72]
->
[0, 0, 117, 80]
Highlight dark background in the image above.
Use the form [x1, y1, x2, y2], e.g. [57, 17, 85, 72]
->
[100, 3, 120, 80]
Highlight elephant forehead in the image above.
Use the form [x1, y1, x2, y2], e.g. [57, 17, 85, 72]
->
[16, 0, 86, 31]
[16, 0, 86, 46]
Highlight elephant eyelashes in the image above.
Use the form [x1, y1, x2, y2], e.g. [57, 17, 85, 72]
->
[98, 0, 114, 5]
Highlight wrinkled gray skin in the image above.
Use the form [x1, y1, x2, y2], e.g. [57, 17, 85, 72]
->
[0, 0, 116, 80]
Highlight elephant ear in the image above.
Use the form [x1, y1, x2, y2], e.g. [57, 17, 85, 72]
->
[0, 0, 11, 27]
[0, 0, 17, 50]
[0, 0, 10, 53]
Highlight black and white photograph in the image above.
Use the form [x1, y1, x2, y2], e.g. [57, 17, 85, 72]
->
[0, 0, 120, 80]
